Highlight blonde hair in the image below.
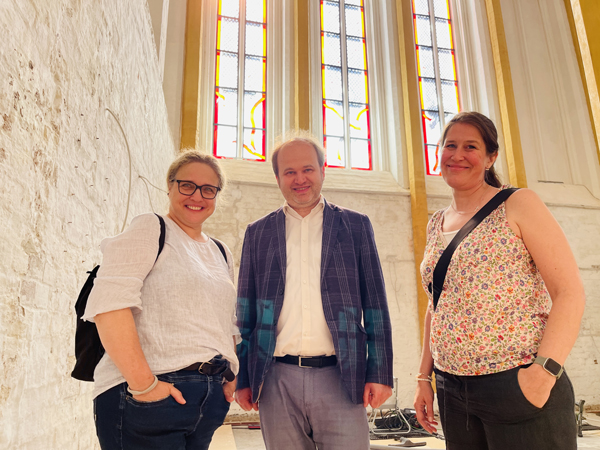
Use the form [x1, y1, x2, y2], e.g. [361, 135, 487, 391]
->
[166, 149, 226, 190]
[271, 131, 326, 177]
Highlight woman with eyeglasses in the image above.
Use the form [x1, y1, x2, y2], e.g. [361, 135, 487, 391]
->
[83, 151, 238, 450]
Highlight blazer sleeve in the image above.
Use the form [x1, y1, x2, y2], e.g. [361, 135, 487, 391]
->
[236, 225, 257, 390]
[359, 214, 394, 386]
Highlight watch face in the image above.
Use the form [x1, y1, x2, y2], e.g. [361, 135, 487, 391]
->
[544, 358, 562, 376]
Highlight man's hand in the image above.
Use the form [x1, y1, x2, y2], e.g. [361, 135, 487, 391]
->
[413, 381, 437, 434]
[223, 377, 237, 403]
[517, 364, 556, 408]
[235, 387, 259, 411]
[363, 382, 392, 409]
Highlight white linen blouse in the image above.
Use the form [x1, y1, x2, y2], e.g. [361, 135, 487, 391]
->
[82, 213, 240, 398]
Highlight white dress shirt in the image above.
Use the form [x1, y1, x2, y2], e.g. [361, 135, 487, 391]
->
[273, 197, 336, 357]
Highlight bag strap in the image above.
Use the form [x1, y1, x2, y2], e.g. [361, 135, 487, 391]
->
[210, 237, 228, 264]
[155, 213, 166, 262]
[428, 188, 519, 311]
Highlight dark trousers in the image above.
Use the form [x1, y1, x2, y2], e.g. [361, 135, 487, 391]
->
[94, 369, 229, 450]
[435, 366, 576, 450]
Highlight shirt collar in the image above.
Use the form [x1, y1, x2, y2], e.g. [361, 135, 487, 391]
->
[283, 195, 325, 219]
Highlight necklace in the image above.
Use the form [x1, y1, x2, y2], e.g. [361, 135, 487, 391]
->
[450, 184, 490, 215]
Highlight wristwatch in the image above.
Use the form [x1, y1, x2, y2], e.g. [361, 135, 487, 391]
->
[533, 356, 564, 379]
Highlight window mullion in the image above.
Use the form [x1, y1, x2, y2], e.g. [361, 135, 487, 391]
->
[339, 0, 351, 169]
[237, 1, 246, 159]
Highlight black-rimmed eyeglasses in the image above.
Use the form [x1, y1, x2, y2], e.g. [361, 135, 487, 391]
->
[175, 180, 221, 199]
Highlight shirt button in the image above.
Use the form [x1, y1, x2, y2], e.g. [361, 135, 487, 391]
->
[303, 280, 307, 284]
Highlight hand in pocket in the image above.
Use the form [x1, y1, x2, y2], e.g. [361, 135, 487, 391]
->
[517, 365, 556, 409]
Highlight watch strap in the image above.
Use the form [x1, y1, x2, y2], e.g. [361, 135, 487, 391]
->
[533, 356, 564, 379]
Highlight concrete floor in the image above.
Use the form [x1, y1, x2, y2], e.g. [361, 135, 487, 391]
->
[208, 414, 600, 450]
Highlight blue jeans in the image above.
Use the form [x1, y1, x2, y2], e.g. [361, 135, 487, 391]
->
[435, 366, 576, 450]
[94, 369, 230, 450]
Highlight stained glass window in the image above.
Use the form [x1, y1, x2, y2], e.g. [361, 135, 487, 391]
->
[213, 0, 267, 160]
[320, 0, 372, 170]
[413, 0, 460, 175]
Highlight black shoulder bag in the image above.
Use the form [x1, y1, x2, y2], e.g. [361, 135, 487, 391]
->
[428, 188, 519, 311]
[71, 214, 166, 381]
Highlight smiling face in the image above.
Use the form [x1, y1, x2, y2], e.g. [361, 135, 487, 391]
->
[441, 122, 498, 190]
[276, 142, 325, 217]
[168, 162, 219, 236]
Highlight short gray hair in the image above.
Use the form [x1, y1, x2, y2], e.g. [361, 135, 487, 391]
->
[271, 131, 326, 177]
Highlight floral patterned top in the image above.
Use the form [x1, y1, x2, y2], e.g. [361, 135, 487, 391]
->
[420, 187, 551, 376]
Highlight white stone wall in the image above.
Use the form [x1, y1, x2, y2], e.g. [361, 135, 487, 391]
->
[0, 1, 174, 448]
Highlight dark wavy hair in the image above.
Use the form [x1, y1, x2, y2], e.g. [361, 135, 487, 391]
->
[440, 111, 502, 188]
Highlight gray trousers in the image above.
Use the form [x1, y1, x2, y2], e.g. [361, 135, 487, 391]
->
[258, 362, 369, 450]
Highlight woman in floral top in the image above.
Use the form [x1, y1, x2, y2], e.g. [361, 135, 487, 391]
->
[413, 112, 585, 449]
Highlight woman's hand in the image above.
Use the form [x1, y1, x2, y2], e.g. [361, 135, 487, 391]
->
[414, 381, 438, 434]
[517, 364, 556, 408]
[133, 380, 186, 404]
[223, 377, 237, 403]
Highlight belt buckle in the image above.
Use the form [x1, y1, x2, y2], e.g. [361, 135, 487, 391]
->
[298, 356, 313, 368]
[198, 361, 209, 374]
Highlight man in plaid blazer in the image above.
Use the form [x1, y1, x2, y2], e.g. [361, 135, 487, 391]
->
[235, 135, 393, 449]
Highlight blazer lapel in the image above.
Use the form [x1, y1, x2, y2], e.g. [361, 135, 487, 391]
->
[274, 208, 287, 282]
[321, 199, 340, 284]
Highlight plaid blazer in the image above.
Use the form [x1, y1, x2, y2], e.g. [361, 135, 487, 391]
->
[236, 199, 393, 404]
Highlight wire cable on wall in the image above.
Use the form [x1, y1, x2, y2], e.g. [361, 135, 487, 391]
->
[105, 108, 132, 233]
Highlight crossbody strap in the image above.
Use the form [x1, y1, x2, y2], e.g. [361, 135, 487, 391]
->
[428, 188, 519, 311]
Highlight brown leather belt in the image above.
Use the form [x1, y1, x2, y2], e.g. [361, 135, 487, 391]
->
[275, 355, 337, 368]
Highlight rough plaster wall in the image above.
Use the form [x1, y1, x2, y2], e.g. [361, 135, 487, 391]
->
[0, 1, 174, 448]
[204, 182, 423, 409]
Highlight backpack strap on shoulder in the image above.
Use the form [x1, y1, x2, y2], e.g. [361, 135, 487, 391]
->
[210, 237, 227, 264]
[155, 214, 166, 262]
